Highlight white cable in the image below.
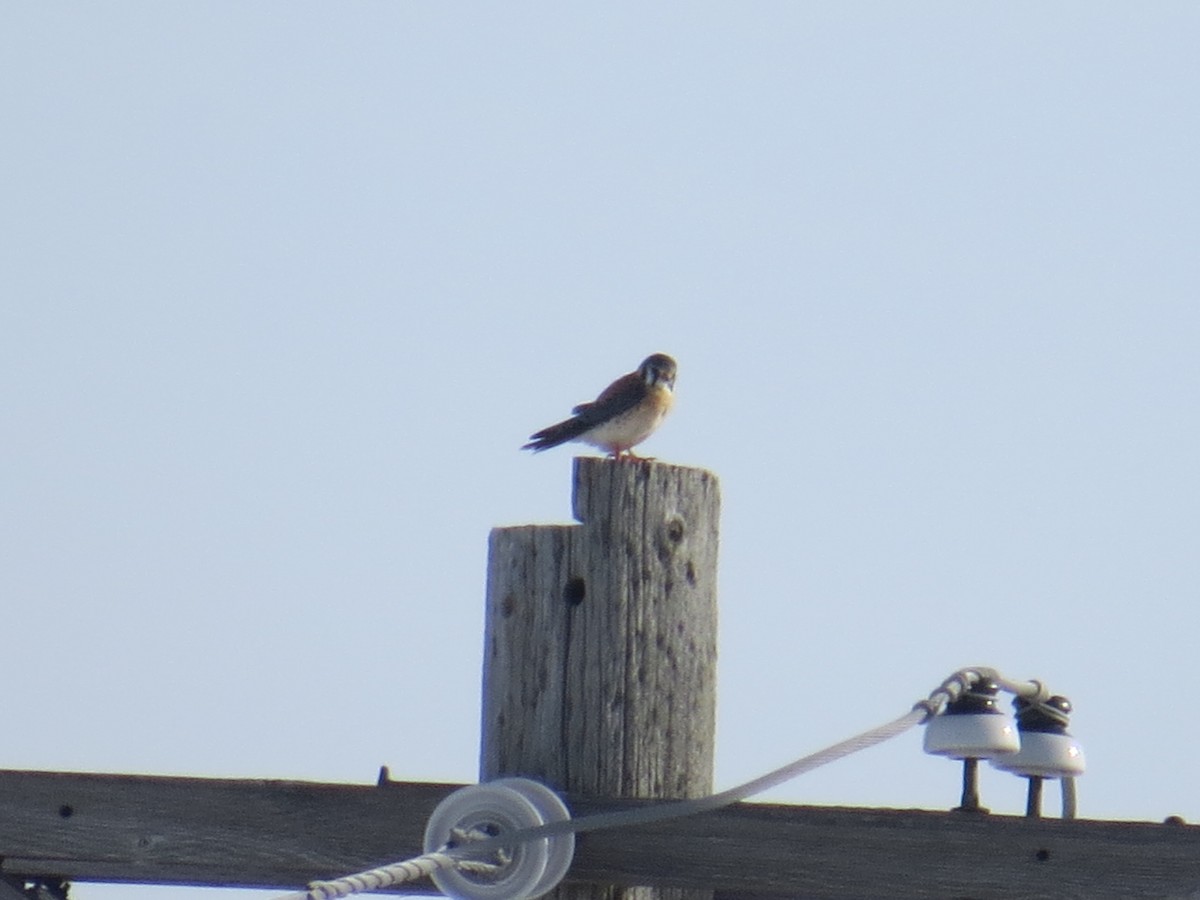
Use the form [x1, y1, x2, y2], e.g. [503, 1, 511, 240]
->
[274, 850, 461, 900]
[915, 666, 1046, 719]
[271, 666, 1042, 900]
[493, 706, 928, 843]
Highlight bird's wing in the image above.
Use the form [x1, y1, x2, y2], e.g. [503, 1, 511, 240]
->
[522, 372, 646, 452]
[572, 373, 645, 425]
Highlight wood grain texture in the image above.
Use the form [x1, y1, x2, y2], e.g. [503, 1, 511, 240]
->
[482, 458, 720, 798]
[0, 770, 451, 891]
[565, 798, 1200, 900]
[0, 769, 1198, 898]
[482, 458, 721, 899]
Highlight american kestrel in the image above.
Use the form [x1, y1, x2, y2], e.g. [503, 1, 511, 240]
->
[523, 353, 677, 459]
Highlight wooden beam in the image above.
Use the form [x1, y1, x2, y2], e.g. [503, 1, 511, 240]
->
[0, 769, 1198, 898]
[0, 768, 449, 891]
[569, 798, 1200, 899]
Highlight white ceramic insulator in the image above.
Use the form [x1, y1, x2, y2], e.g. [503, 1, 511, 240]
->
[423, 778, 574, 900]
[990, 732, 1087, 777]
[923, 712, 1020, 759]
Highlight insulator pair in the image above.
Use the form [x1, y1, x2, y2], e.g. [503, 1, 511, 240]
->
[923, 679, 1085, 816]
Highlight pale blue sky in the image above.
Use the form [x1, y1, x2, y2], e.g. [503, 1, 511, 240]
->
[3, 4, 1198, 899]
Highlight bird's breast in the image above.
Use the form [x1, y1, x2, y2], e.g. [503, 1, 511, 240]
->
[580, 385, 673, 451]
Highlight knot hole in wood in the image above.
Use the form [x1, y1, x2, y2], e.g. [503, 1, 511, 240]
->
[665, 514, 686, 543]
[563, 576, 586, 606]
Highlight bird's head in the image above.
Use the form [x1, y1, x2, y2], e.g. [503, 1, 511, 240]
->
[639, 353, 677, 391]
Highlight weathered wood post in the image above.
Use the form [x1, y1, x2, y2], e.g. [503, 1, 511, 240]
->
[482, 457, 720, 899]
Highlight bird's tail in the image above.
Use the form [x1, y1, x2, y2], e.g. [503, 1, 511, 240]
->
[522, 416, 590, 452]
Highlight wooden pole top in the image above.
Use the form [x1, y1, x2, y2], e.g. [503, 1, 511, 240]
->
[482, 457, 721, 803]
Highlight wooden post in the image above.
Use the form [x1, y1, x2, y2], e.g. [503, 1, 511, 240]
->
[482, 458, 720, 899]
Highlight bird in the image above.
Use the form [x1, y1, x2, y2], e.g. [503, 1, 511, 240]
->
[522, 353, 677, 459]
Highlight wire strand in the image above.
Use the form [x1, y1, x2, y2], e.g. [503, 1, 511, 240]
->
[276, 851, 460, 900]
[458, 706, 926, 851]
